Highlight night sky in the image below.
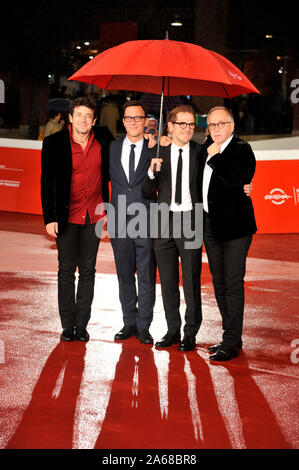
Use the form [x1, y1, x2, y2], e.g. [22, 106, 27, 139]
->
[1, 0, 299, 75]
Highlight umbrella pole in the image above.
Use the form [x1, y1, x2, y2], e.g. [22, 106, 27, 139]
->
[156, 78, 165, 159]
[155, 30, 168, 159]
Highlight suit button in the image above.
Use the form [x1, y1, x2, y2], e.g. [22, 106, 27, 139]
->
[128, 187, 132, 191]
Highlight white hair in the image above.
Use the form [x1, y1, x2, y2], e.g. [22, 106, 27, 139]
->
[207, 106, 234, 123]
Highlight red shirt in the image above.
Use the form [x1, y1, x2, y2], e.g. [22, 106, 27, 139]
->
[68, 124, 104, 224]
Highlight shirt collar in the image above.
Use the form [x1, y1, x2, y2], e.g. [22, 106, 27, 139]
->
[220, 135, 233, 153]
[171, 141, 190, 154]
[124, 135, 144, 149]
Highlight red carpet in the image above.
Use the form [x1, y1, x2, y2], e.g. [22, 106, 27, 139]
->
[0, 212, 298, 455]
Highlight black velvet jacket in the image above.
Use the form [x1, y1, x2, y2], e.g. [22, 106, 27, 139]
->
[40, 126, 113, 235]
[199, 134, 257, 242]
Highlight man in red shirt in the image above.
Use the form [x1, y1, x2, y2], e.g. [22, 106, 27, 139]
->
[41, 96, 112, 342]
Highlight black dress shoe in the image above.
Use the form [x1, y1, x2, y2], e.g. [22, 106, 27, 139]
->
[178, 336, 196, 352]
[209, 346, 238, 361]
[114, 326, 137, 341]
[155, 333, 181, 348]
[75, 327, 90, 342]
[60, 328, 75, 342]
[208, 342, 223, 353]
[137, 329, 153, 344]
[208, 340, 242, 353]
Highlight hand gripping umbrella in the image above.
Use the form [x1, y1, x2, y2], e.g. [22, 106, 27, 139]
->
[69, 38, 259, 155]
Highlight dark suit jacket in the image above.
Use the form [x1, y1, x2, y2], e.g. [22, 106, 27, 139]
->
[142, 141, 204, 207]
[40, 126, 113, 235]
[199, 135, 257, 242]
[108, 137, 155, 237]
[142, 141, 204, 237]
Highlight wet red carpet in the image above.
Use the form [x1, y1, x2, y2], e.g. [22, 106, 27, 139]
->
[0, 212, 298, 452]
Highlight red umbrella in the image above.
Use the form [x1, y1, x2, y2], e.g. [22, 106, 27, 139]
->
[69, 39, 259, 98]
[139, 93, 188, 114]
[69, 39, 259, 155]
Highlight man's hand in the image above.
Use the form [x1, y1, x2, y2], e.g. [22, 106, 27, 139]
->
[160, 135, 172, 147]
[46, 222, 58, 238]
[144, 133, 156, 148]
[150, 158, 163, 173]
[207, 142, 221, 157]
[243, 182, 252, 196]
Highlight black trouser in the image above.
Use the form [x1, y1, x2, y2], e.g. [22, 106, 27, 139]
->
[203, 213, 252, 348]
[154, 211, 202, 338]
[56, 213, 103, 330]
[110, 235, 156, 331]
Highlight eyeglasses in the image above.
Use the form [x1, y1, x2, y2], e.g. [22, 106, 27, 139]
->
[123, 115, 146, 122]
[207, 121, 232, 130]
[172, 121, 196, 129]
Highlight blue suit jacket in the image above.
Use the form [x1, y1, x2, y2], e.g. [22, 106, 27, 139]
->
[108, 137, 155, 237]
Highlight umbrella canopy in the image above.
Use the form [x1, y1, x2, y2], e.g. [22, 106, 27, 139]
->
[140, 93, 188, 114]
[69, 39, 259, 98]
[45, 98, 70, 112]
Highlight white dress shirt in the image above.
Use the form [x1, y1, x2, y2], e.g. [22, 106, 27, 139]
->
[202, 135, 233, 212]
[170, 142, 192, 212]
[147, 142, 192, 212]
[121, 136, 144, 182]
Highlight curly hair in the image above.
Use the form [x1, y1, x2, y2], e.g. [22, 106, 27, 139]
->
[69, 96, 97, 117]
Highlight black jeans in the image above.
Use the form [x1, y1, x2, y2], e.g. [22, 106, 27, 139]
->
[203, 213, 252, 348]
[56, 213, 103, 330]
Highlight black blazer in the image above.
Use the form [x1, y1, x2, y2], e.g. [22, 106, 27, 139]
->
[142, 141, 204, 206]
[40, 126, 113, 235]
[199, 135, 257, 242]
[108, 137, 155, 236]
[142, 141, 204, 237]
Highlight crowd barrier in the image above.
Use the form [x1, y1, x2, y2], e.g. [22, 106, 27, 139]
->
[0, 136, 298, 234]
[250, 137, 299, 233]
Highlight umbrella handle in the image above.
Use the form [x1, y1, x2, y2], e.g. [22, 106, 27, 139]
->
[155, 78, 165, 171]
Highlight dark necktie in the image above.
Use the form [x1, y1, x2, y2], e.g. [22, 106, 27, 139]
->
[129, 143, 136, 185]
[175, 148, 183, 205]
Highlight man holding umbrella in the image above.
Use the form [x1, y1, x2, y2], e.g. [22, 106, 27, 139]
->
[142, 104, 203, 352]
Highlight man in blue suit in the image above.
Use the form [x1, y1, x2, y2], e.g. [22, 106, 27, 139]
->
[108, 101, 156, 344]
